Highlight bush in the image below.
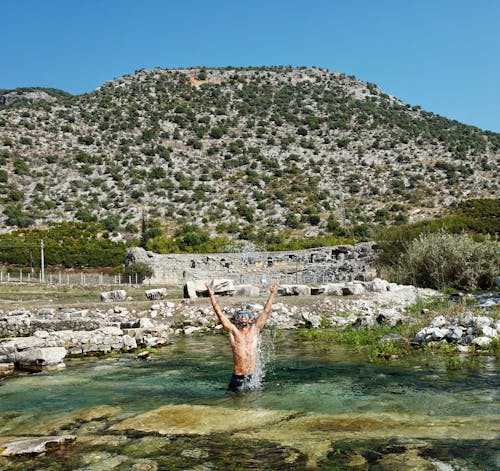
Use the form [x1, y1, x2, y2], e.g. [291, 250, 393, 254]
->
[394, 232, 499, 290]
[4, 204, 34, 227]
[123, 262, 154, 282]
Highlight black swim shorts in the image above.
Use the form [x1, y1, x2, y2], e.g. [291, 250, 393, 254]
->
[228, 374, 252, 392]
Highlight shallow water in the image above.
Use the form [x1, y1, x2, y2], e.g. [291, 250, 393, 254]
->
[0, 332, 498, 470]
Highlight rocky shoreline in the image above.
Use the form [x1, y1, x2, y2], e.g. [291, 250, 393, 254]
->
[1, 279, 498, 378]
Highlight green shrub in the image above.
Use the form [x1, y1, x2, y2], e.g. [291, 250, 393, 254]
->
[123, 262, 154, 282]
[394, 232, 500, 290]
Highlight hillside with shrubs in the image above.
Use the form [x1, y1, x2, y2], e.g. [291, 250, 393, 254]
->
[0, 66, 499, 254]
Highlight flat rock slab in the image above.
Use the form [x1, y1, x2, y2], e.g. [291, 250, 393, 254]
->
[234, 412, 500, 469]
[110, 404, 292, 435]
[1, 405, 121, 437]
[0, 435, 76, 456]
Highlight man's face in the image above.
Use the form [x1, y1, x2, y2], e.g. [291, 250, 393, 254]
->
[234, 311, 252, 328]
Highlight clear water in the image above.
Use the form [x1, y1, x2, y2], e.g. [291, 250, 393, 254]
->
[0, 332, 498, 470]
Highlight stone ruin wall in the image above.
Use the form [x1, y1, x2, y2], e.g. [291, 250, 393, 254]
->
[125, 242, 379, 286]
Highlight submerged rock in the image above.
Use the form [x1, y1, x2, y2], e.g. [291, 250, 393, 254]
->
[110, 404, 292, 435]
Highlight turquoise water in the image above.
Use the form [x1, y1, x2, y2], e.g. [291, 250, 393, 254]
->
[0, 333, 498, 470]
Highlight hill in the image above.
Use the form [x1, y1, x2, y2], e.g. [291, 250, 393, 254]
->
[0, 66, 498, 247]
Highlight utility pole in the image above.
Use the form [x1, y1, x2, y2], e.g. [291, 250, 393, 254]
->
[40, 240, 45, 283]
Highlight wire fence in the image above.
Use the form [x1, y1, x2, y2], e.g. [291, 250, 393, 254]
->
[0, 269, 356, 287]
[0, 270, 145, 286]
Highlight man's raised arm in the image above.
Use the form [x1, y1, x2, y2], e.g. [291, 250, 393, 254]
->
[254, 281, 279, 331]
[205, 283, 234, 332]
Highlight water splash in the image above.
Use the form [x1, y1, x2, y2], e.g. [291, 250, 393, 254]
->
[248, 327, 279, 390]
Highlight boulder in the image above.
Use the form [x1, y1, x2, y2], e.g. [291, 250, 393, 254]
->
[475, 316, 493, 327]
[0, 336, 47, 356]
[324, 284, 344, 296]
[144, 288, 167, 300]
[234, 285, 260, 297]
[0, 362, 14, 378]
[472, 336, 492, 348]
[413, 327, 429, 344]
[459, 312, 475, 326]
[429, 327, 449, 341]
[184, 279, 235, 299]
[100, 290, 127, 302]
[0, 435, 76, 456]
[15, 347, 67, 371]
[342, 283, 366, 296]
[301, 312, 322, 328]
[365, 278, 389, 293]
[310, 285, 326, 295]
[352, 315, 375, 329]
[138, 318, 155, 329]
[278, 284, 311, 296]
[480, 325, 498, 338]
[429, 315, 447, 328]
[446, 325, 464, 341]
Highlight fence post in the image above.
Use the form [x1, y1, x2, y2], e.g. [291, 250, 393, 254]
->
[59, 271, 62, 284]
[20, 269, 22, 283]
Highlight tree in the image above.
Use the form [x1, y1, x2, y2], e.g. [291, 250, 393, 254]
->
[4, 205, 34, 227]
[103, 215, 120, 232]
[141, 218, 163, 248]
[123, 262, 154, 283]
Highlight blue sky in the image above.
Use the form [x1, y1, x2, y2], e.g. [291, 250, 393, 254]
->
[1, 0, 498, 132]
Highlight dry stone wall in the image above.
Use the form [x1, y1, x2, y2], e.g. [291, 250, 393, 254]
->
[125, 242, 378, 285]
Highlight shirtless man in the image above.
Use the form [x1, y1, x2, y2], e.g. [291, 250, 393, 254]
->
[206, 280, 279, 391]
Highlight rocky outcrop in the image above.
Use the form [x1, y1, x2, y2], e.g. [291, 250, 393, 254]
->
[412, 312, 499, 349]
[0, 90, 57, 106]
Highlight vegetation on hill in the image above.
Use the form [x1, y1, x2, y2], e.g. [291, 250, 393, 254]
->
[0, 66, 497, 246]
[0, 222, 127, 268]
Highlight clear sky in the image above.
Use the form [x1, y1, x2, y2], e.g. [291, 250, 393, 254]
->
[1, 0, 498, 132]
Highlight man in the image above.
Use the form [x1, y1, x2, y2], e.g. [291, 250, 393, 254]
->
[206, 280, 279, 391]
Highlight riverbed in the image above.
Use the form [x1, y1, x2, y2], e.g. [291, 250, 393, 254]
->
[0, 333, 498, 470]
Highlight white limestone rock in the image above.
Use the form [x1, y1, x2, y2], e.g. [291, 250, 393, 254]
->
[145, 288, 167, 300]
[342, 283, 366, 296]
[472, 336, 492, 348]
[15, 347, 67, 371]
[100, 290, 127, 302]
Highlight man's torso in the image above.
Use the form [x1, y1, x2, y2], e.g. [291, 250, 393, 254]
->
[229, 326, 259, 375]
